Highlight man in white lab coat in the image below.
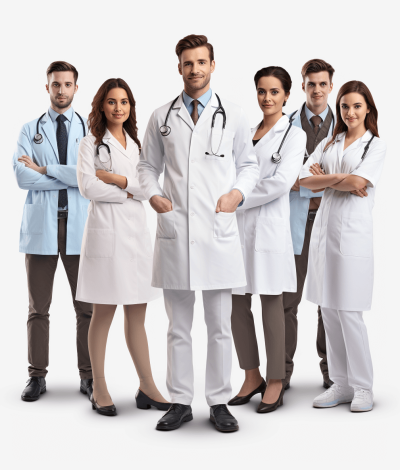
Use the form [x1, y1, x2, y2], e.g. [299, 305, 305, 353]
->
[138, 34, 259, 432]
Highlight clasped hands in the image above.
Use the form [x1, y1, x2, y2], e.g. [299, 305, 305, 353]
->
[149, 189, 243, 214]
[308, 163, 368, 198]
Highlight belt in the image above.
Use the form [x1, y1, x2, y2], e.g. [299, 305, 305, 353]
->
[308, 210, 317, 221]
[57, 210, 68, 219]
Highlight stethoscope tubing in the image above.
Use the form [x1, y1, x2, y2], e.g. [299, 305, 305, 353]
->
[34, 111, 86, 144]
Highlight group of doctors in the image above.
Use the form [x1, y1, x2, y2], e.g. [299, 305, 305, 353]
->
[13, 33, 386, 433]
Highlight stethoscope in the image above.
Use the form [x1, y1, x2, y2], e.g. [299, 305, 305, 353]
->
[320, 134, 375, 172]
[33, 112, 86, 144]
[160, 93, 227, 158]
[96, 142, 113, 172]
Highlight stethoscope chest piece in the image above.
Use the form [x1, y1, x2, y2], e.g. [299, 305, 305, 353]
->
[159, 125, 171, 136]
[271, 152, 282, 164]
[33, 133, 44, 144]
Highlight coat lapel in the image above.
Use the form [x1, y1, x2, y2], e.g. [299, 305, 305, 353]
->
[175, 93, 194, 131]
[195, 91, 218, 130]
[67, 110, 80, 163]
[40, 113, 59, 162]
[253, 115, 289, 152]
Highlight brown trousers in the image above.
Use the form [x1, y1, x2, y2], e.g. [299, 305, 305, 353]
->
[231, 293, 285, 380]
[25, 218, 92, 379]
[282, 214, 330, 386]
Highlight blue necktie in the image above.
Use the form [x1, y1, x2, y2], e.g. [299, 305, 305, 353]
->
[56, 114, 68, 208]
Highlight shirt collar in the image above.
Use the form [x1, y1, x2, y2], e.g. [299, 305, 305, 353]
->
[48, 106, 73, 123]
[304, 103, 329, 122]
[183, 88, 212, 109]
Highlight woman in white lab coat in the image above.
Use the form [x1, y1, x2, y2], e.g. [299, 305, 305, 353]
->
[229, 67, 306, 413]
[299, 81, 386, 412]
[76, 79, 169, 416]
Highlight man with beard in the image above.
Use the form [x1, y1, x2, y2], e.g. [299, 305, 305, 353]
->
[13, 61, 93, 402]
[138, 34, 259, 432]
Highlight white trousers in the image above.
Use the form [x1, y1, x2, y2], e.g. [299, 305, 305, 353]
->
[321, 308, 373, 391]
[163, 289, 233, 406]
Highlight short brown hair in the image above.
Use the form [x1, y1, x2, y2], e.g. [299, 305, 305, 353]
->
[301, 59, 335, 83]
[175, 34, 214, 62]
[46, 61, 78, 83]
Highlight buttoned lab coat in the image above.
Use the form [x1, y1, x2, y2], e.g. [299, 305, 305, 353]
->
[299, 131, 386, 311]
[12, 110, 89, 254]
[233, 115, 306, 295]
[137, 92, 260, 290]
[76, 129, 161, 305]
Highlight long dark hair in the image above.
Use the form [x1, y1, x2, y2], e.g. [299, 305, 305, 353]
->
[87, 78, 141, 148]
[325, 80, 379, 150]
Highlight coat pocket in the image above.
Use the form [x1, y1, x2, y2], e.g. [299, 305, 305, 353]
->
[156, 211, 176, 239]
[340, 212, 373, 258]
[85, 228, 115, 258]
[214, 212, 238, 238]
[255, 216, 287, 254]
[205, 130, 234, 161]
[21, 204, 44, 234]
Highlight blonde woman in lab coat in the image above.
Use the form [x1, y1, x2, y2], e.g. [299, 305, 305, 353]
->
[229, 67, 306, 413]
[299, 81, 386, 412]
[76, 79, 169, 416]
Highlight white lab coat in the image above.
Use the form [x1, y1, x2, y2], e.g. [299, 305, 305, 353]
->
[137, 91, 260, 290]
[76, 129, 161, 305]
[233, 115, 306, 295]
[299, 130, 386, 311]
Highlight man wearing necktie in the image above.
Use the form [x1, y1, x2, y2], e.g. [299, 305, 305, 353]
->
[284, 59, 336, 390]
[13, 62, 93, 402]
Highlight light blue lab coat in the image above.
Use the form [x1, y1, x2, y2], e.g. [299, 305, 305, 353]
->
[12, 108, 89, 255]
[288, 104, 334, 255]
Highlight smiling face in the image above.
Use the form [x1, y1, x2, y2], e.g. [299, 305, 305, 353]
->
[257, 76, 289, 117]
[46, 71, 77, 112]
[102, 88, 131, 126]
[302, 71, 333, 113]
[340, 92, 370, 131]
[178, 46, 215, 96]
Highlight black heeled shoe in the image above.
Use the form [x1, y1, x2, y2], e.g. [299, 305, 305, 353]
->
[90, 394, 117, 416]
[228, 378, 267, 406]
[135, 389, 171, 411]
[257, 383, 285, 413]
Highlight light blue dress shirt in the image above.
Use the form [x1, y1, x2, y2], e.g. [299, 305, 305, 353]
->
[48, 107, 73, 209]
[304, 104, 329, 129]
[183, 88, 212, 119]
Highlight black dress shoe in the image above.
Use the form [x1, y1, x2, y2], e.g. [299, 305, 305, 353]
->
[90, 394, 117, 416]
[323, 379, 334, 389]
[257, 384, 285, 413]
[156, 404, 192, 431]
[228, 378, 267, 406]
[80, 379, 93, 398]
[210, 405, 239, 432]
[284, 382, 290, 391]
[21, 377, 46, 402]
[135, 389, 171, 411]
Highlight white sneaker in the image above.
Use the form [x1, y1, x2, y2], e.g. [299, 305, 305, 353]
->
[313, 384, 354, 408]
[351, 388, 373, 412]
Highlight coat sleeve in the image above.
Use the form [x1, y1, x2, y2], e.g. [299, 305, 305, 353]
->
[77, 137, 127, 203]
[12, 124, 68, 191]
[299, 138, 327, 180]
[299, 186, 324, 198]
[237, 129, 306, 211]
[46, 164, 78, 187]
[124, 152, 146, 201]
[136, 112, 165, 200]
[351, 139, 386, 188]
[231, 109, 260, 200]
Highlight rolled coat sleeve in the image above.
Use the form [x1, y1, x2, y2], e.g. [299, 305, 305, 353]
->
[77, 137, 127, 203]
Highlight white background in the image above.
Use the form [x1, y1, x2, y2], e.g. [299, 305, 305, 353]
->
[1, 0, 398, 469]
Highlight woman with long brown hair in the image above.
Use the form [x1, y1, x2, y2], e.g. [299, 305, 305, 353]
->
[299, 81, 386, 412]
[76, 78, 169, 416]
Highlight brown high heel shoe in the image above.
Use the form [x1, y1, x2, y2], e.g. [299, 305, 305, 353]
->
[257, 382, 285, 413]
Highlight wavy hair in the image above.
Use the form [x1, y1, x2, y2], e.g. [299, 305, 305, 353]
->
[325, 81, 379, 150]
[87, 78, 141, 148]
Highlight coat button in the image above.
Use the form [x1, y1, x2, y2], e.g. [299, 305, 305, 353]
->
[191, 159, 195, 163]
[190, 212, 194, 217]
[190, 185, 194, 189]
[191, 240, 195, 245]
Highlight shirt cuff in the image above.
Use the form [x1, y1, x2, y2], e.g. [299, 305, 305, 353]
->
[233, 188, 245, 207]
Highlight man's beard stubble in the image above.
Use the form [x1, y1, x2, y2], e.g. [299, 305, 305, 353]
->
[184, 73, 211, 95]
[50, 95, 74, 110]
